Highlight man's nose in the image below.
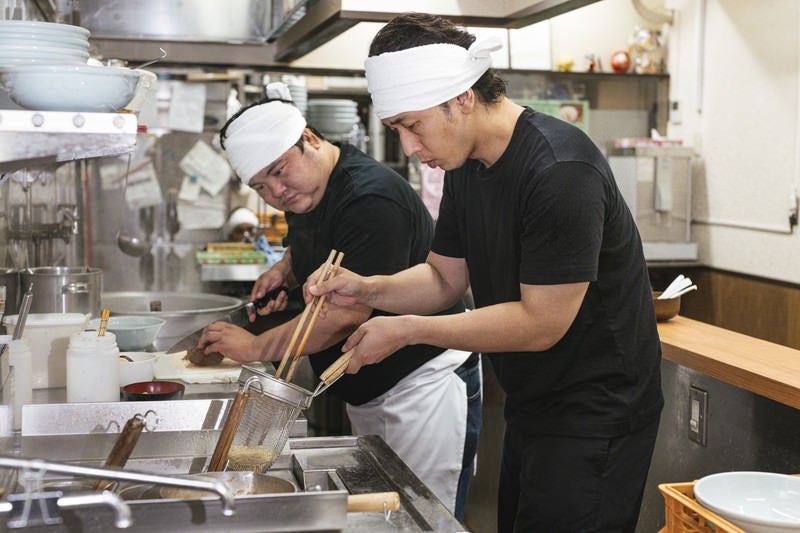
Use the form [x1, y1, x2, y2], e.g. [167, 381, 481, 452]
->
[398, 129, 421, 157]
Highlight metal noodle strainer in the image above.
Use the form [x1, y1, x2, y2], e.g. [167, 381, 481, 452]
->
[215, 360, 349, 473]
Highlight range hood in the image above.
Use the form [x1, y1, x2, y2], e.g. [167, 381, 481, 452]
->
[66, 0, 600, 67]
[274, 0, 601, 62]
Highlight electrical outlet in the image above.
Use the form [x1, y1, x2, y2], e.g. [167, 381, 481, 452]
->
[669, 100, 682, 124]
[688, 386, 708, 446]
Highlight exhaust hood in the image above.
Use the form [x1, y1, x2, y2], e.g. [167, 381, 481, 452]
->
[67, 0, 600, 67]
[273, 0, 602, 62]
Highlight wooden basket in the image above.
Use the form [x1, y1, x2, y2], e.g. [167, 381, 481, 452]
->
[658, 481, 745, 533]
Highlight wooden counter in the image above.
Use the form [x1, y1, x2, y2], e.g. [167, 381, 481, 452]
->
[658, 316, 800, 410]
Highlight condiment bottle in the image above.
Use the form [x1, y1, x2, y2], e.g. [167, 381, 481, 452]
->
[7, 338, 32, 431]
[66, 330, 120, 403]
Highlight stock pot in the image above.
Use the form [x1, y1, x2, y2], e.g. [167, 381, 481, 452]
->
[20, 266, 102, 318]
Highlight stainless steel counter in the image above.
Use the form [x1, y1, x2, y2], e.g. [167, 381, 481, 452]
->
[2, 378, 463, 531]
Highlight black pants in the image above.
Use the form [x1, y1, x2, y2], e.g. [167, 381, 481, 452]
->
[498, 416, 660, 533]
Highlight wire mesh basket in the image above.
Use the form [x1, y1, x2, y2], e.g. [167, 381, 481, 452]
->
[224, 365, 316, 472]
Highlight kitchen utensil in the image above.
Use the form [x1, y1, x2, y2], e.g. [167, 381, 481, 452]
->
[0, 64, 139, 112]
[97, 308, 110, 336]
[134, 47, 166, 70]
[121, 380, 184, 401]
[20, 266, 102, 318]
[276, 250, 342, 382]
[118, 352, 156, 386]
[164, 286, 289, 354]
[66, 330, 120, 402]
[207, 378, 254, 472]
[160, 471, 296, 499]
[694, 471, 800, 533]
[94, 412, 148, 491]
[2, 312, 88, 388]
[652, 291, 680, 321]
[159, 471, 399, 514]
[12, 281, 32, 340]
[88, 315, 165, 350]
[101, 292, 244, 351]
[215, 360, 350, 473]
[116, 153, 152, 258]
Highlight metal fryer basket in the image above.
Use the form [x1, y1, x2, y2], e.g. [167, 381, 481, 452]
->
[225, 366, 315, 472]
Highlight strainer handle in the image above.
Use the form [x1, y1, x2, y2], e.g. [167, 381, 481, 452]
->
[314, 349, 353, 397]
[347, 491, 400, 513]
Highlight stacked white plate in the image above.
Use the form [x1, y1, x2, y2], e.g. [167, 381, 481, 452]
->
[287, 82, 307, 117]
[0, 20, 90, 68]
[307, 99, 359, 135]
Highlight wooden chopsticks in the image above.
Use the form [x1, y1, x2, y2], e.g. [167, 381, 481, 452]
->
[274, 249, 344, 383]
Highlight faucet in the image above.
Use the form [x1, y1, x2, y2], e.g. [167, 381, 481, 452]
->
[0, 456, 237, 527]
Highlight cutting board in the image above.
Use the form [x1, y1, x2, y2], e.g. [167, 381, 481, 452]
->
[153, 351, 243, 384]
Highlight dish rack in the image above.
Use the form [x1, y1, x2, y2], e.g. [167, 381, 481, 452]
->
[658, 481, 745, 533]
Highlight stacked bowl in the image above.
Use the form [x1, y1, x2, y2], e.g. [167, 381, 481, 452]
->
[307, 99, 359, 135]
[0, 20, 140, 113]
[0, 20, 90, 68]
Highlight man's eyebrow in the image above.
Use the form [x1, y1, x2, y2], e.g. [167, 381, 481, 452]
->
[264, 158, 283, 175]
[388, 117, 404, 126]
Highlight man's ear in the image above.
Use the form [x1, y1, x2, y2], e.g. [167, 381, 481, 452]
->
[455, 89, 476, 114]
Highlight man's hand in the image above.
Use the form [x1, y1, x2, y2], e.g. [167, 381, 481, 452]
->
[198, 322, 263, 363]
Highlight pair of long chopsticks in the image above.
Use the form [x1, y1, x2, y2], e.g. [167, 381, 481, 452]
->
[274, 249, 344, 383]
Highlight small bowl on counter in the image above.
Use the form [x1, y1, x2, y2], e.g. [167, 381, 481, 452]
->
[119, 352, 156, 387]
[652, 291, 680, 322]
[88, 315, 165, 351]
[122, 380, 185, 401]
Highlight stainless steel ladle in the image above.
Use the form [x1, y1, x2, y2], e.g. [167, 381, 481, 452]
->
[116, 155, 152, 257]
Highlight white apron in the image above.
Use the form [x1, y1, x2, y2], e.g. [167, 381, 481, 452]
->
[346, 348, 470, 514]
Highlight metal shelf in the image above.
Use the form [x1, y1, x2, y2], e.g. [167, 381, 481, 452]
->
[0, 109, 138, 174]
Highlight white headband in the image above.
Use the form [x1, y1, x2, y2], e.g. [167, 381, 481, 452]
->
[365, 36, 503, 119]
[223, 99, 306, 182]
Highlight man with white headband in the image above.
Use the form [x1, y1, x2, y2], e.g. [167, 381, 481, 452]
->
[308, 13, 663, 532]
[198, 82, 481, 521]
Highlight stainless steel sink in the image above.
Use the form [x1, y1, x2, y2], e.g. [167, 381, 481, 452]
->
[0, 400, 465, 531]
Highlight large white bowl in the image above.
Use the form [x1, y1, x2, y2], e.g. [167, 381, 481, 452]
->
[0, 64, 140, 112]
[694, 471, 800, 533]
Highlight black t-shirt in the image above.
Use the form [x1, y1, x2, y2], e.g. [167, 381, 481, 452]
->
[432, 108, 663, 438]
[285, 143, 463, 405]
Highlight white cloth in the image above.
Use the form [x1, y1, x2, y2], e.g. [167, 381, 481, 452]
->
[346, 348, 471, 514]
[223, 100, 306, 182]
[364, 36, 503, 119]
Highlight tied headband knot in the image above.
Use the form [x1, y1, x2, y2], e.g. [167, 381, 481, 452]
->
[365, 36, 503, 119]
[223, 83, 306, 182]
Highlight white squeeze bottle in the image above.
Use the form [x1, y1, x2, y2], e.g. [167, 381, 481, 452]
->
[8, 338, 32, 430]
[66, 330, 120, 403]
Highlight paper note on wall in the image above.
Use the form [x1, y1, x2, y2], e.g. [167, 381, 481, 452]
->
[179, 140, 231, 197]
[177, 192, 226, 230]
[168, 81, 206, 133]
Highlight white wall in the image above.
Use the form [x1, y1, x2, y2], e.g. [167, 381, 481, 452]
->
[665, 0, 800, 283]
[295, 0, 800, 284]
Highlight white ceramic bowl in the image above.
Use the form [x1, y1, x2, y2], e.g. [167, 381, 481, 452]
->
[0, 20, 90, 39]
[88, 315, 166, 351]
[0, 33, 88, 49]
[0, 64, 140, 112]
[694, 471, 800, 533]
[119, 352, 157, 387]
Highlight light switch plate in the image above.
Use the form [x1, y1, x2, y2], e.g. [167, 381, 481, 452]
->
[688, 386, 708, 446]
